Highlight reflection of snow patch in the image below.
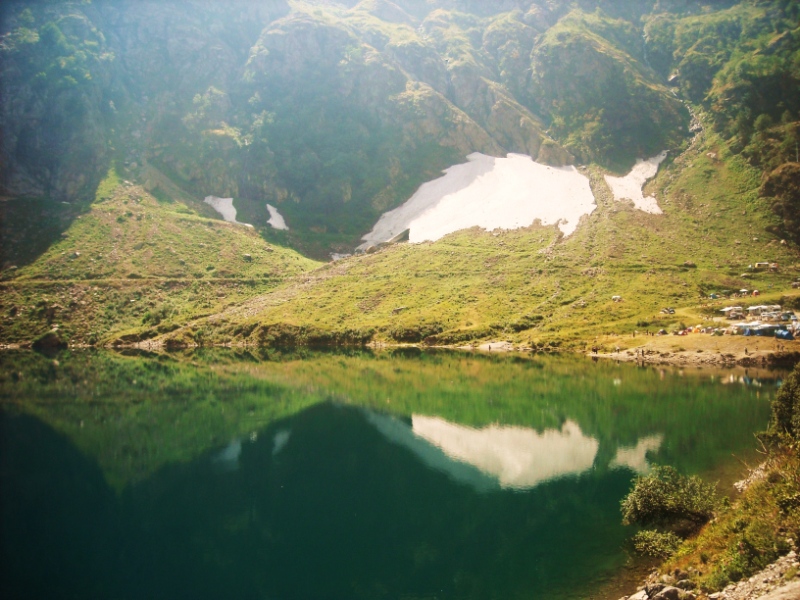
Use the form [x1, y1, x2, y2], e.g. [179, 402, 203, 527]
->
[365, 412, 497, 492]
[212, 439, 242, 471]
[366, 409, 599, 491]
[610, 434, 664, 473]
[273, 429, 291, 456]
[604, 151, 667, 214]
[412, 416, 599, 490]
[359, 152, 596, 249]
[266, 204, 289, 230]
[204, 196, 253, 227]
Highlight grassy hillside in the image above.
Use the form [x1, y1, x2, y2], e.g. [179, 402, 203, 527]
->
[141, 119, 799, 349]
[1, 0, 798, 348]
[0, 169, 321, 346]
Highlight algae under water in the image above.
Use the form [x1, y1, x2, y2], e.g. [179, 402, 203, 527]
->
[0, 349, 781, 599]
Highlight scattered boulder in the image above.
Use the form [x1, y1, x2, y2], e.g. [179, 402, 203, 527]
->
[646, 583, 666, 597]
[243, 253, 252, 262]
[32, 331, 67, 350]
[652, 586, 681, 600]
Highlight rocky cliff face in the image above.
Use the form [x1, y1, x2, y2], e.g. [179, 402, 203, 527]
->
[2, 0, 795, 253]
[0, 4, 115, 200]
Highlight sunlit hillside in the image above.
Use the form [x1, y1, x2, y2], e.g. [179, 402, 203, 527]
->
[0, 0, 798, 347]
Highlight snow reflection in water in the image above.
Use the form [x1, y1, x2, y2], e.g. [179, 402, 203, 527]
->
[212, 439, 242, 471]
[367, 412, 601, 491]
[610, 434, 664, 474]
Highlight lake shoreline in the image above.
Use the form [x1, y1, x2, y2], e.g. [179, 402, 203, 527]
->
[3, 332, 799, 371]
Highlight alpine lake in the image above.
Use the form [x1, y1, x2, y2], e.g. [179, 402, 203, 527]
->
[0, 348, 784, 600]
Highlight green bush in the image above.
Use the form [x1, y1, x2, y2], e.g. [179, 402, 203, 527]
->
[631, 530, 683, 558]
[770, 364, 800, 441]
[621, 465, 718, 534]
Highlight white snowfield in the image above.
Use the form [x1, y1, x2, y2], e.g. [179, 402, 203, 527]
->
[266, 203, 289, 230]
[203, 196, 253, 227]
[359, 151, 669, 249]
[604, 151, 668, 214]
[358, 153, 596, 249]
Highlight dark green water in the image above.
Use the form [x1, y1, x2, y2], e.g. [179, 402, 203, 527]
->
[0, 349, 782, 600]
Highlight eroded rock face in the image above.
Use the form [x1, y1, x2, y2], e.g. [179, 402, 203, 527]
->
[1, 0, 691, 247]
[529, 12, 687, 166]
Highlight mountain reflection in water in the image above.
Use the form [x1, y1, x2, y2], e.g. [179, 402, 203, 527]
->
[0, 350, 780, 600]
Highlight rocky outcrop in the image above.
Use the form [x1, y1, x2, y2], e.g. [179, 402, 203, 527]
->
[529, 11, 687, 167]
[620, 552, 800, 600]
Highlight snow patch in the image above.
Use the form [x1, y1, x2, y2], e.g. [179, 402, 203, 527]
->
[358, 152, 596, 249]
[266, 203, 289, 230]
[204, 196, 253, 227]
[604, 151, 668, 214]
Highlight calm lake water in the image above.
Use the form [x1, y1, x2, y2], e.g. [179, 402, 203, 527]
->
[0, 349, 782, 600]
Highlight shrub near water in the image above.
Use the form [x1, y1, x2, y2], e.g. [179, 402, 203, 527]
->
[651, 364, 800, 591]
[631, 530, 684, 559]
[622, 465, 719, 535]
[770, 364, 800, 441]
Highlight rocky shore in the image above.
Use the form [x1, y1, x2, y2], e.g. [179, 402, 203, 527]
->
[619, 552, 800, 600]
[584, 334, 800, 369]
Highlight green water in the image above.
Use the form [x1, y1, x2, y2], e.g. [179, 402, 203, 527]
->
[0, 349, 781, 600]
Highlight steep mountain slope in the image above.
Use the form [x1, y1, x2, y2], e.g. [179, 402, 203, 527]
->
[1, 0, 799, 347]
[2, 0, 691, 255]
